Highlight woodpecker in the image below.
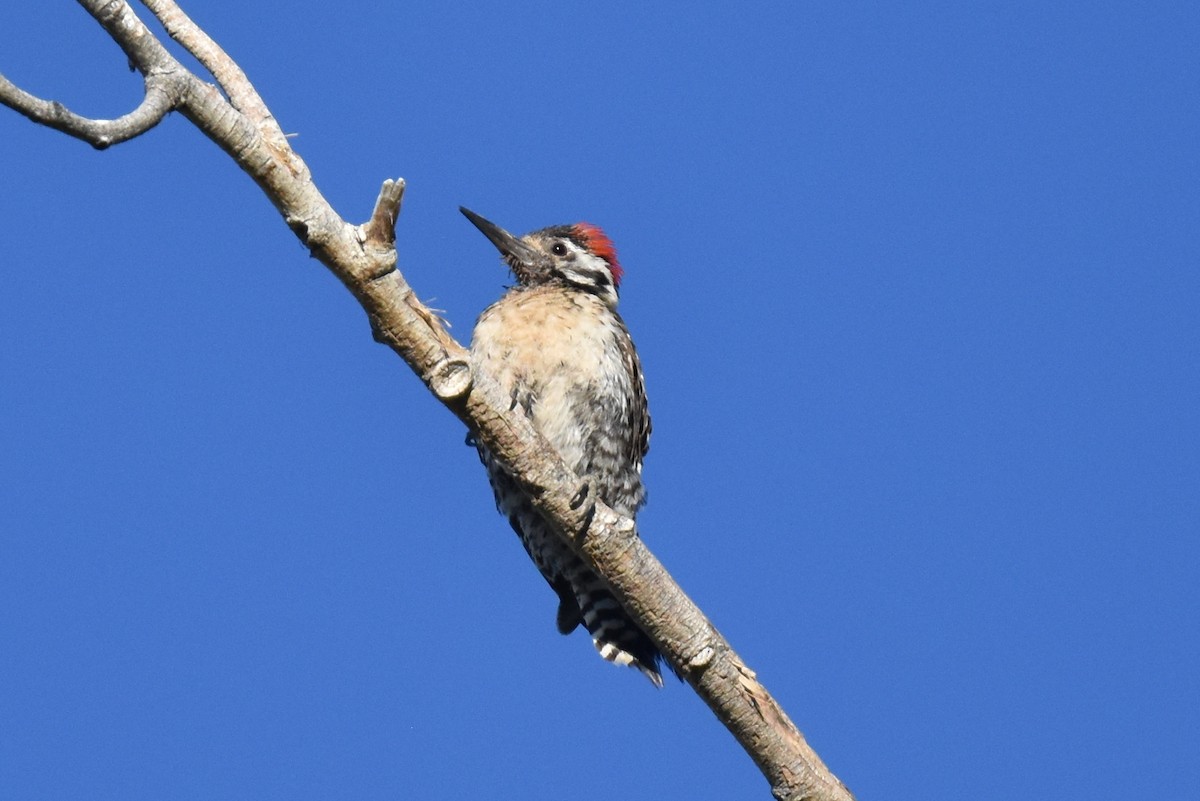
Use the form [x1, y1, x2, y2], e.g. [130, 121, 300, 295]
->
[461, 207, 665, 686]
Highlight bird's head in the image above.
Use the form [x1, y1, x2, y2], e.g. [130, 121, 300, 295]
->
[461, 207, 623, 308]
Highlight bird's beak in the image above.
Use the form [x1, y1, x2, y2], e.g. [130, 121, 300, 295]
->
[460, 207, 540, 270]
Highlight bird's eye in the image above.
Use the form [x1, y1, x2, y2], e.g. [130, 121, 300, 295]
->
[551, 242, 567, 256]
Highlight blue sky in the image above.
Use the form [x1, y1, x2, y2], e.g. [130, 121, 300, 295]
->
[2, 2, 1197, 799]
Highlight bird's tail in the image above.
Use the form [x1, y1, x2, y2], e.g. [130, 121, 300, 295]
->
[568, 568, 669, 688]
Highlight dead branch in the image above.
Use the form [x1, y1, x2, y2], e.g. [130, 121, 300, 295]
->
[0, 3, 853, 799]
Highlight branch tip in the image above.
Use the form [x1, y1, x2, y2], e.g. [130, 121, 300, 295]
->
[364, 178, 406, 246]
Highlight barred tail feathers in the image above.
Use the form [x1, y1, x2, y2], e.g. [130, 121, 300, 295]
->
[572, 571, 666, 688]
[491, 465, 667, 686]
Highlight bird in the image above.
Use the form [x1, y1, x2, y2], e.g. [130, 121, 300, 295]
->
[461, 207, 665, 686]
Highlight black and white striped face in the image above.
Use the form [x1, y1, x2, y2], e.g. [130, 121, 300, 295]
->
[521, 225, 621, 307]
[461, 208, 623, 308]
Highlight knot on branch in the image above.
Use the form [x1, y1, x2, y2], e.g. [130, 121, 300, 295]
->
[687, 645, 716, 673]
[427, 358, 472, 400]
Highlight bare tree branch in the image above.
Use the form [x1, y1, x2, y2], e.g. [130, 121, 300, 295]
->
[141, 0, 278, 131]
[0, 71, 175, 148]
[1, 4, 854, 800]
[0, 0, 191, 149]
